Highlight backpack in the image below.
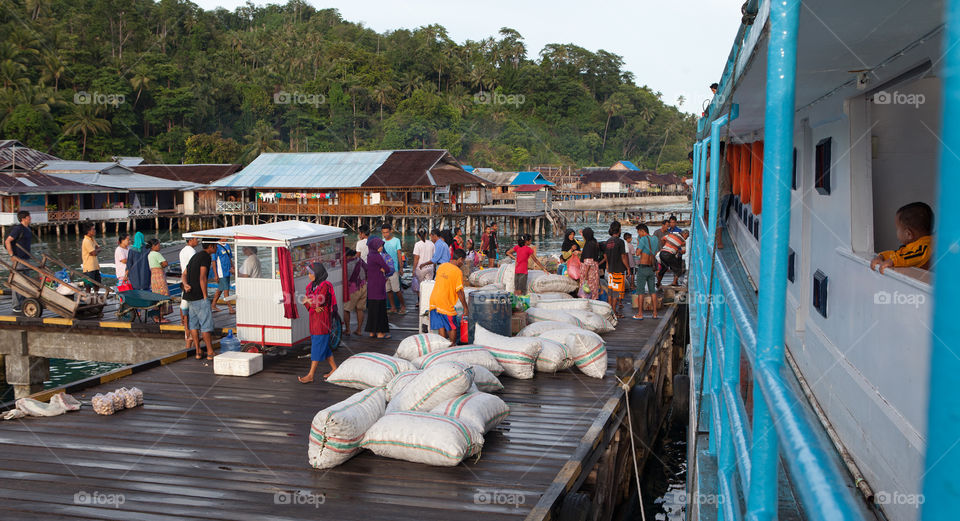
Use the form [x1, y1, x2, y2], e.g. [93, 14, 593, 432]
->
[381, 252, 396, 277]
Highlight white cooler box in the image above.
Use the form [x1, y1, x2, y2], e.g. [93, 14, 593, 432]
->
[214, 352, 264, 377]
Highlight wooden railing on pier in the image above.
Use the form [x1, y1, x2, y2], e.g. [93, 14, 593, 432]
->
[257, 201, 453, 217]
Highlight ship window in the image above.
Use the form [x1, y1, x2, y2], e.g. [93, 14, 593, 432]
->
[787, 249, 796, 283]
[813, 270, 828, 317]
[869, 76, 940, 260]
[815, 138, 831, 195]
[753, 215, 760, 240]
[792, 148, 798, 190]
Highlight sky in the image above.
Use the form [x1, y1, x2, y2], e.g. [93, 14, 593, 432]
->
[193, 0, 744, 114]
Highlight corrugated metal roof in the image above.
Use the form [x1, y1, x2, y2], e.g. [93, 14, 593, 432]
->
[616, 160, 641, 171]
[46, 171, 199, 191]
[0, 172, 115, 195]
[0, 141, 61, 172]
[212, 151, 393, 188]
[40, 160, 130, 173]
[132, 164, 241, 184]
[114, 156, 144, 166]
[475, 171, 518, 186]
[183, 220, 343, 245]
[510, 171, 555, 186]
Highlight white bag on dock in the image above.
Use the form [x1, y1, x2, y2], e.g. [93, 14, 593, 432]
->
[469, 268, 499, 287]
[518, 320, 580, 337]
[564, 309, 609, 333]
[385, 370, 422, 401]
[530, 274, 579, 294]
[470, 365, 504, 393]
[395, 333, 453, 361]
[586, 300, 617, 328]
[531, 299, 592, 312]
[496, 263, 516, 293]
[473, 324, 541, 380]
[431, 392, 510, 434]
[530, 292, 575, 304]
[412, 346, 504, 375]
[362, 411, 484, 466]
[538, 328, 607, 379]
[418, 280, 435, 315]
[480, 283, 505, 291]
[327, 353, 416, 390]
[308, 387, 386, 469]
[525, 307, 584, 328]
[536, 338, 575, 373]
[387, 362, 475, 413]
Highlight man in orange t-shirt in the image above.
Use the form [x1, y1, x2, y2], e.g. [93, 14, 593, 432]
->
[429, 249, 470, 342]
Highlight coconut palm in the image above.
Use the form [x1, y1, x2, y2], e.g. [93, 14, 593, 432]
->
[601, 95, 624, 153]
[129, 66, 152, 107]
[241, 120, 282, 163]
[62, 104, 111, 159]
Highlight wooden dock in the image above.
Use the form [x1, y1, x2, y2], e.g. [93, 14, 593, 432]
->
[0, 297, 681, 520]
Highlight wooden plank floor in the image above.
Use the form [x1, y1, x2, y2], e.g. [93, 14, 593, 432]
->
[0, 290, 668, 520]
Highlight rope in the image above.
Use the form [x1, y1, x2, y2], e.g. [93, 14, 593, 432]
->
[617, 376, 647, 521]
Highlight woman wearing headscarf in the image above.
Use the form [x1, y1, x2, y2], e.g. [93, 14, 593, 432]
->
[560, 229, 581, 261]
[364, 236, 391, 338]
[578, 227, 601, 299]
[298, 262, 338, 383]
[126, 232, 151, 291]
[147, 238, 171, 323]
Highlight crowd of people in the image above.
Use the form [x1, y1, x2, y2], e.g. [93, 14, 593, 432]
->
[558, 215, 689, 321]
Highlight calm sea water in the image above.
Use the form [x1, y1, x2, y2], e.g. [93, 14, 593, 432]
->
[642, 420, 688, 521]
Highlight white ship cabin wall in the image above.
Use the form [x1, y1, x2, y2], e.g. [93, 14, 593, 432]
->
[723, 26, 940, 521]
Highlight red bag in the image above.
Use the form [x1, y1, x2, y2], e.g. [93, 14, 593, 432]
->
[459, 316, 469, 344]
[566, 254, 582, 280]
[117, 282, 133, 292]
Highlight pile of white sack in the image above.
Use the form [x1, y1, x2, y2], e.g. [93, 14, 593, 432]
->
[313, 320, 612, 468]
[466, 264, 579, 295]
[311, 343, 511, 469]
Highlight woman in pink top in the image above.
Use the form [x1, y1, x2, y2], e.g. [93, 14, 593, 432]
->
[506, 234, 546, 296]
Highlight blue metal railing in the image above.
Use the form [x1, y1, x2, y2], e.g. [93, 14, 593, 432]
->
[689, 1, 869, 520]
[920, 1, 960, 518]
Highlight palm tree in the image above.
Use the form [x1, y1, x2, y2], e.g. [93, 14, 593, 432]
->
[62, 104, 111, 159]
[26, 0, 50, 20]
[129, 66, 152, 107]
[40, 51, 64, 91]
[371, 84, 393, 121]
[399, 71, 423, 96]
[241, 120, 282, 163]
[601, 95, 624, 153]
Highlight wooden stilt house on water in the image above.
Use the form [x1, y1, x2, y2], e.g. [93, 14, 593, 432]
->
[208, 150, 490, 222]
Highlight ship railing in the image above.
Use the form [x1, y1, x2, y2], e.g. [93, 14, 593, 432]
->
[687, 1, 869, 520]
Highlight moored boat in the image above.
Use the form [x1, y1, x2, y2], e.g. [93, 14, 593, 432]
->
[687, 1, 960, 520]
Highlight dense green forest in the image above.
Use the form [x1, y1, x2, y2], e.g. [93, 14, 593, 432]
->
[0, 0, 696, 173]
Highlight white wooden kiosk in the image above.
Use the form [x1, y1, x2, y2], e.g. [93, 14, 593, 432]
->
[184, 220, 345, 348]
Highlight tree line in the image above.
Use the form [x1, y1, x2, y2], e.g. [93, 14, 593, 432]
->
[0, 0, 696, 173]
